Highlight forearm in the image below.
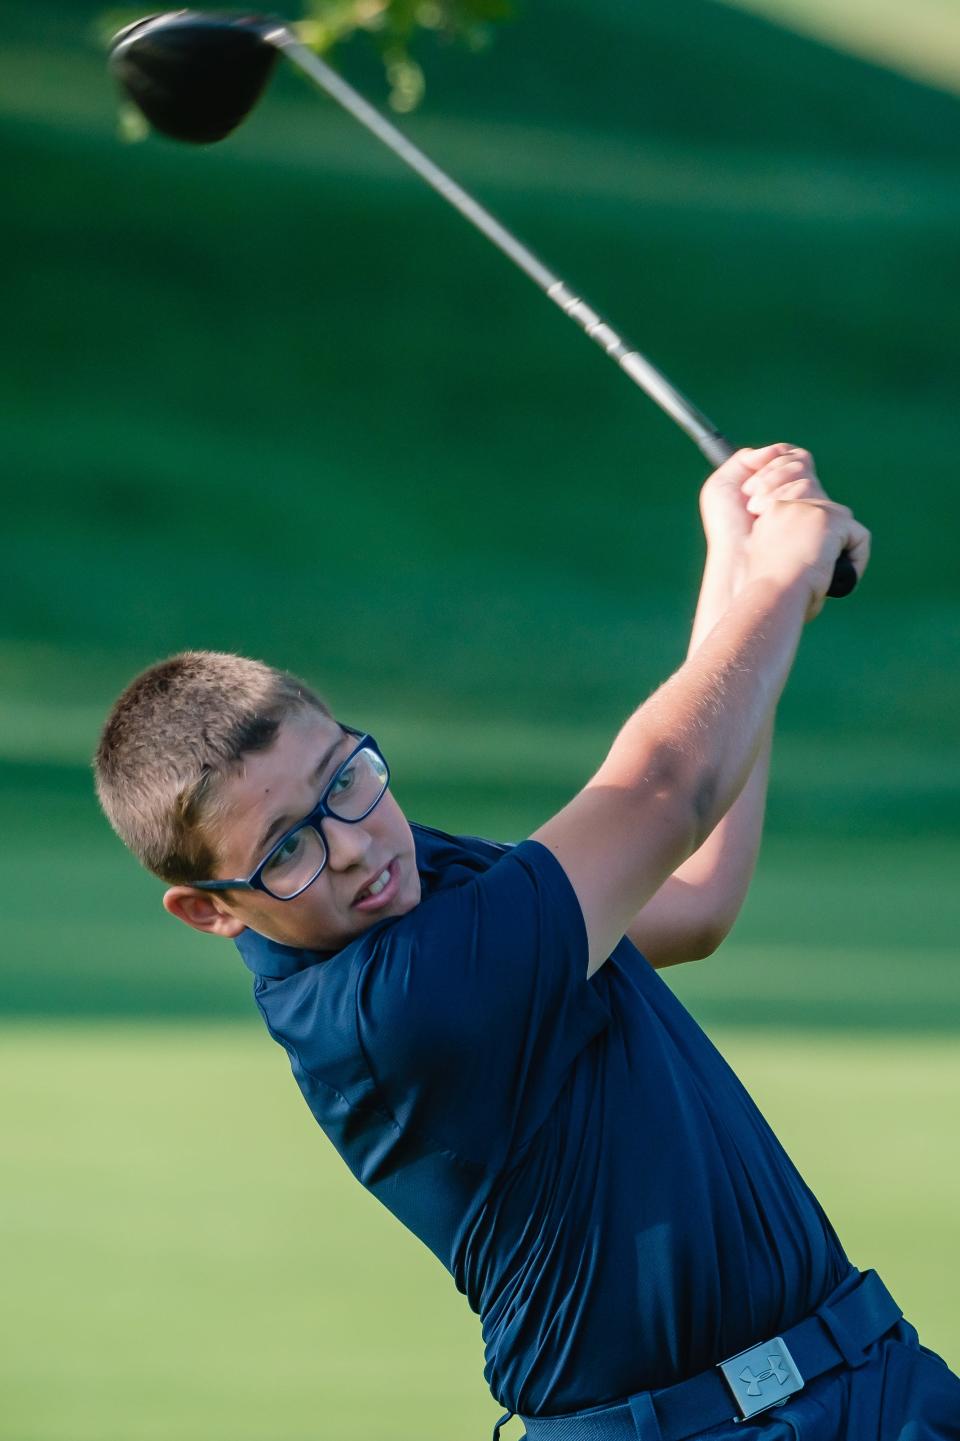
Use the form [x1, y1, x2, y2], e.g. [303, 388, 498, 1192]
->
[535, 574, 806, 977]
[628, 545, 775, 963]
[536, 443, 866, 977]
[668, 719, 771, 897]
[627, 724, 772, 965]
[595, 574, 806, 848]
[677, 543, 774, 918]
[627, 437, 863, 865]
[687, 541, 747, 655]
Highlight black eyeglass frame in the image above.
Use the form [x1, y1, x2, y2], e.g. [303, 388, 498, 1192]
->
[190, 725, 390, 901]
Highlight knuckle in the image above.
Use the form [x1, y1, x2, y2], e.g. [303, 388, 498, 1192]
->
[768, 456, 804, 476]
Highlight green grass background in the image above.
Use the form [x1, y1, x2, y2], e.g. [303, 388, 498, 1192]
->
[2, 0, 959, 1436]
[4, 1026, 958, 1441]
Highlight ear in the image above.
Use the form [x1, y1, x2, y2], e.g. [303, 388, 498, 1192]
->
[163, 886, 247, 939]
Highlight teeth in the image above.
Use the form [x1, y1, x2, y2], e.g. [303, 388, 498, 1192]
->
[359, 868, 391, 901]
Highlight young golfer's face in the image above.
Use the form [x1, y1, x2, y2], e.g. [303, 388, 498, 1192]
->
[163, 710, 422, 951]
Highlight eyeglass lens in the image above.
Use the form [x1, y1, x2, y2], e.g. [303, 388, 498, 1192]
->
[260, 747, 389, 898]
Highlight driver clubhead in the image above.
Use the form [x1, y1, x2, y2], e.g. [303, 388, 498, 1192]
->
[109, 11, 285, 143]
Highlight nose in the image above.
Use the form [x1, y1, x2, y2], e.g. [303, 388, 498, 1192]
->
[321, 815, 373, 873]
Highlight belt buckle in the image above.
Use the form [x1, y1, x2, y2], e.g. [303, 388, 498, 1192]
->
[718, 1335, 804, 1421]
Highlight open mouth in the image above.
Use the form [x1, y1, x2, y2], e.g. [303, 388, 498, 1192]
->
[352, 859, 399, 911]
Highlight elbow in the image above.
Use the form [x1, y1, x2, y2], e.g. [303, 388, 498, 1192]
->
[685, 923, 728, 961]
[642, 917, 732, 969]
[673, 912, 735, 963]
[693, 908, 740, 959]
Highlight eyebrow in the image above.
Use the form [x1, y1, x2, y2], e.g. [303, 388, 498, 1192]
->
[251, 735, 345, 866]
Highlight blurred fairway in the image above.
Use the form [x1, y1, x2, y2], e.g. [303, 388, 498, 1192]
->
[2, 0, 959, 1435]
[1, 1025, 957, 1441]
[726, 0, 960, 96]
[2, 1024, 958, 1441]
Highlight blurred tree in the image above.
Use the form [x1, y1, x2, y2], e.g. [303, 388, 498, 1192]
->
[298, 0, 513, 110]
[99, 0, 514, 114]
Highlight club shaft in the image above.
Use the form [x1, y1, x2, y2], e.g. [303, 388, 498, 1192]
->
[272, 30, 733, 467]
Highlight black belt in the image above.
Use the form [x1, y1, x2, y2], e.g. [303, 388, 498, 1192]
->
[493, 1269, 901, 1441]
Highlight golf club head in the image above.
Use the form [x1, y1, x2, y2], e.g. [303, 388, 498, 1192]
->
[109, 11, 286, 143]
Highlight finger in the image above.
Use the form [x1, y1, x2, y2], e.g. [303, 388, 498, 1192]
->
[762, 497, 851, 522]
[704, 445, 800, 506]
[742, 452, 817, 495]
[844, 519, 872, 580]
[745, 476, 829, 514]
[704, 446, 775, 488]
[742, 459, 807, 496]
[735, 442, 799, 476]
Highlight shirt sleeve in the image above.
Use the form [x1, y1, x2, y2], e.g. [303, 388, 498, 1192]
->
[356, 839, 611, 1172]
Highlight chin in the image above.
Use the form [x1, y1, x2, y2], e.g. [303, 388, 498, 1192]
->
[272, 860, 421, 953]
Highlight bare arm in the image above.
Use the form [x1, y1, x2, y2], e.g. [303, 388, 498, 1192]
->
[630, 446, 848, 966]
[530, 446, 870, 978]
[625, 728, 772, 966]
[627, 451, 773, 967]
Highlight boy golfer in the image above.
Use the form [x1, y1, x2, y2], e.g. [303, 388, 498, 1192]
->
[95, 445, 959, 1439]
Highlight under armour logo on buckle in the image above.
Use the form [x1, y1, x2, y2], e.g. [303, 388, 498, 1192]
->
[739, 1356, 791, 1397]
[720, 1335, 804, 1420]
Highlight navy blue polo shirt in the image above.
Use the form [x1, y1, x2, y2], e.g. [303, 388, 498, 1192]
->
[236, 824, 852, 1417]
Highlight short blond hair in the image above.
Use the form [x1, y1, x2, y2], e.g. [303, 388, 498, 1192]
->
[94, 651, 331, 884]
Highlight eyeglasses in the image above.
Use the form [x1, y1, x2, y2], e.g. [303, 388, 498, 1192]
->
[192, 725, 390, 901]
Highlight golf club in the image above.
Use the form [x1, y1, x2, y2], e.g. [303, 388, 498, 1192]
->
[109, 10, 858, 597]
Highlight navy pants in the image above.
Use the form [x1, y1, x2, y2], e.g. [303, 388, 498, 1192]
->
[641, 1322, 960, 1440]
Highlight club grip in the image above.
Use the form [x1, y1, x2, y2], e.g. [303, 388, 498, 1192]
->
[700, 432, 858, 599]
[825, 550, 858, 598]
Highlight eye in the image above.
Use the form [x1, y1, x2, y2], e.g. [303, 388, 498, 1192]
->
[264, 829, 306, 876]
[329, 763, 356, 797]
